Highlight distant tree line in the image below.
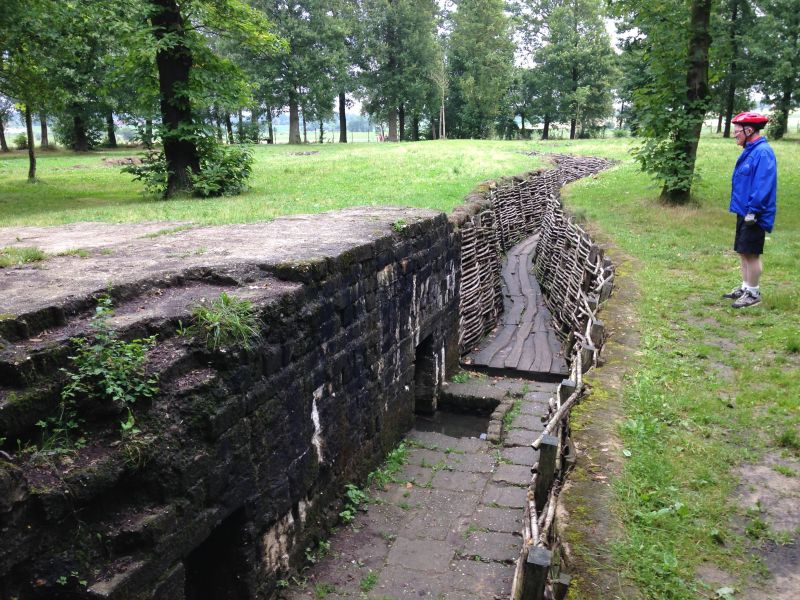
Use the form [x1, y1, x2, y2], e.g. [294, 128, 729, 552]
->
[1, 0, 797, 199]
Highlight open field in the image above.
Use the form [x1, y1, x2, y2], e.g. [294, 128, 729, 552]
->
[1, 136, 798, 599]
[0, 140, 541, 225]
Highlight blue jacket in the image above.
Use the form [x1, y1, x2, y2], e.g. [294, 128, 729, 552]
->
[730, 137, 777, 232]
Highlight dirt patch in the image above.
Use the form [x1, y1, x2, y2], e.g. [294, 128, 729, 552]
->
[556, 233, 643, 599]
[733, 452, 800, 599]
[101, 157, 142, 167]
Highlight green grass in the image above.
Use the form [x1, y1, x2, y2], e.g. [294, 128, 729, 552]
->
[0, 140, 541, 226]
[0, 245, 47, 267]
[561, 134, 800, 598]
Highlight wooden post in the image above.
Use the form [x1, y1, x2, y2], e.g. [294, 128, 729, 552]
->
[521, 546, 551, 599]
[558, 379, 576, 404]
[552, 572, 572, 600]
[534, 434, 558, 512]
[590, 318, 604, 347]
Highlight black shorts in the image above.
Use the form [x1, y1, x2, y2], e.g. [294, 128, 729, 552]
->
[734, 214, 765, 255]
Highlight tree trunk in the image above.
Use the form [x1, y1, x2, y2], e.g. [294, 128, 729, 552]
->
[144, 119, 153, 149]
[773, 81, 792, 140]
[302, 110, 308, 143]
[660, 0, 711, 204]
[106, 111, 117, 148]
[439, 102, 446, 139]
[319, 119, 324, 143]
[717, 111, 723, 134]
[225, 113, 234, 144]
[0, 118, 9, 152]
[250, 107, 259, 142]
[151, 0, 200, 197]
[338, 92, 347, 143]
[569, 117, 577, 140]
[387, 109, 398, 142]
[214, 107, 224, 142]
[266, 106, 274, 143]
[237, 109, 244, 143]
[25, 105, 36, 181]
[73, 113, 89, 152]
[288, 93, 301, 144]
[431, 118, 438, 140]
[39, 112, 49, 149]
[723, 0, 740, 138]
[411, 114, 420, 141]
[398, 104, 405, 141]
[542, 114, 551, 140]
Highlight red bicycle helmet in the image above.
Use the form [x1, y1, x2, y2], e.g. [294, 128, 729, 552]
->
[732, 112, 769, 125]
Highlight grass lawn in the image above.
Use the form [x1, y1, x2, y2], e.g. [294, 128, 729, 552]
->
[0, 140, 541, 225]
[2, 135, 798, 598]
[561, 135, 799, 599]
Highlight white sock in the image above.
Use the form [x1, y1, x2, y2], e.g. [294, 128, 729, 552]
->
[745, 284, 760, 294]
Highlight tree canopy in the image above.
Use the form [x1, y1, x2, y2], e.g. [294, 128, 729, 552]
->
[1, 0, 796, 199]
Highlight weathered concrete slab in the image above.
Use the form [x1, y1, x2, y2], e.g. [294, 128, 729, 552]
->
[471, 506, 524, 534]
[0, 207, 441, 319]
[461, 531, 521, 563]
[493, 463, 533, 487]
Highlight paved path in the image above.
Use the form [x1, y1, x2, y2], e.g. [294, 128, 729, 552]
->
[464, 236, 568, 382]
[280, 380, 557, 600]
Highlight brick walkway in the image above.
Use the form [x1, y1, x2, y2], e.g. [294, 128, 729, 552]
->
[280, 379, 557, 600]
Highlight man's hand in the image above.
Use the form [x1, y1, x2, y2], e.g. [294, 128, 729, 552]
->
[744, 213, 758, 227]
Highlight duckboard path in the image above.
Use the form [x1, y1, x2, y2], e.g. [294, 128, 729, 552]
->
[463, 235, 568, 382]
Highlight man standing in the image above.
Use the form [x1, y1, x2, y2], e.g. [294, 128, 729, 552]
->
[723, 112, 777, 308]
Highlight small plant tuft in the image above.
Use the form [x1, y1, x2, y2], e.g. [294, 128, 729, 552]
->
[41, 296, 158, 451]
[188, 292, 261, 350]
[0, 246, 47, 268]
[359, 571, 378, 592]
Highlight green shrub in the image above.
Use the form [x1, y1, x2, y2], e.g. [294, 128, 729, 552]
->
[188, 292, 261, 350]
[123, 138, 254, 198]
[52, 113, 104, 150]
[13, 132, 28, 150]
[192, 142, 254, 197]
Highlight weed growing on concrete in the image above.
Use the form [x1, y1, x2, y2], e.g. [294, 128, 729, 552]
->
[450, 371, 470, 384]
[391, 219, 407, 232]
[0, 246, 46, 268]
[502, 399, 522, 430]
[56, 248, 90, 258]
[41, 296, 158, 451]
[367, 442, 408, 488]
[339, 484, 368, 524]
[188, 292, 261, 350]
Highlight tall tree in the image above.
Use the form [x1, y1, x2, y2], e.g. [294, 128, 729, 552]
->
[447, 0, 515, 138]
[610, 0, 713, 204]
[753, 0, 799, 139]
[254, 0, 346, 145]
[0, 0, 63, 179]
[0, 96, 13, 152]
[533, 0, 616, 139]
[146, 0, 281, 194]
[358, 0, 439, 142]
